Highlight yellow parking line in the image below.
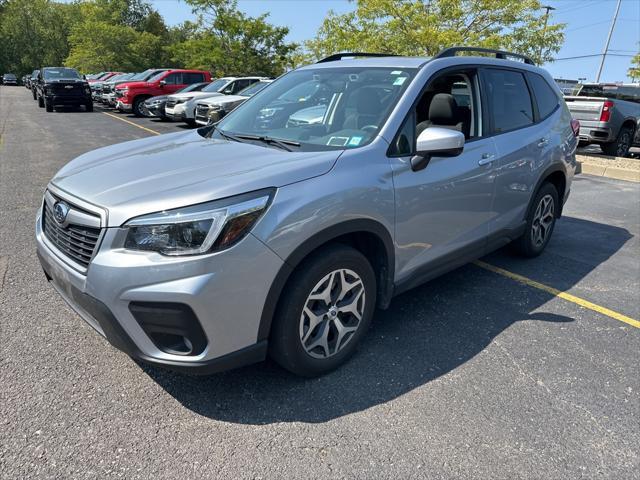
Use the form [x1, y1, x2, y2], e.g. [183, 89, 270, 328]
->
[102, 112, 160, 136]
[473, 260, 640, 329]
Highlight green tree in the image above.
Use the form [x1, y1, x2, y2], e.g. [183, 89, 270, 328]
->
[0, 0, 73, 77]
[169, 0, 298, 77]
[306, 0, 565, 65]
[628, 53, 640, 82]
[64, 0, 169, 72]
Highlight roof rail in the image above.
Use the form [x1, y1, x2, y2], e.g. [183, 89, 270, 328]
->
[434, 47, 535, 65]
[316, 52, 399, 64]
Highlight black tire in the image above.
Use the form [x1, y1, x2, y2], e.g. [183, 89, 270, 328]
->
[270, 244, 377, 377]
[38, 95, 44, 108]
[32, 89, 36, 100]
[185, 118, 197, 127]
[85, 102, 93, 112]
[513, 182, 559, 257]
[132, 97, 146, 117]
[601, 126, 634, 158]
[45, 98, 53, 112]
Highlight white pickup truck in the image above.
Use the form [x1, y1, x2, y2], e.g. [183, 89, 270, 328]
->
[565, 83, 640, 157]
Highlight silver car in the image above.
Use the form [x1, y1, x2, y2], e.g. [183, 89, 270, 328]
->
[36, 48, 578, 377]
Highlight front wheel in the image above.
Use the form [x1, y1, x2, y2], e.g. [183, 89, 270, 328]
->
[32, 89, 36, 100]
[270, 244, 376, 377]
[45, 98, 53, 112]
[85, 102, 93, 112]
[38, 95, 44, 108]
[513, 182, 558, 257]
[132, 97, 146, 117]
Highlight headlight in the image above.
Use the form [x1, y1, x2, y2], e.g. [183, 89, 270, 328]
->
[175, 97, 193, 104]
[208, 104, 222, 111]
[123, 190, 273, 256]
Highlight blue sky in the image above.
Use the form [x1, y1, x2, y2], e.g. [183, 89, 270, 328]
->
[150, 0, 639, 82]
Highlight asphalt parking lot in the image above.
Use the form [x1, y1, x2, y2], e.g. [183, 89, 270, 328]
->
[1, 85, 639, 479]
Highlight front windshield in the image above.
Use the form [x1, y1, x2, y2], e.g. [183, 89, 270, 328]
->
[203, 79, 231, 92]
[44, 68, 81, 80]
[215, 67, 417, 151]
[238, 81, 271, 97]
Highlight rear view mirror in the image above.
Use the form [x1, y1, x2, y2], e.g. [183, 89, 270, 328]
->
[411, 127, 465, 171]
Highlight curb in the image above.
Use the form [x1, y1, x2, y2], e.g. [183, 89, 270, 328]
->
[577, 162, 640, 183]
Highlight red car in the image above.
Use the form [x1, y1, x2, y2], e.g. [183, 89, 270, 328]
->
[115, 69, 212, 116]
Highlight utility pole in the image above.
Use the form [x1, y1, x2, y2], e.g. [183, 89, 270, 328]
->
[596, 0, 622, 82]
[540, 5, 556, 62]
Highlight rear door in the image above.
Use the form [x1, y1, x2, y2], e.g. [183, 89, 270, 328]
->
[482, 68, 555, 237]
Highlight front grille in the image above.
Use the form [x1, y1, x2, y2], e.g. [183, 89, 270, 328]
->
[195, 104, 209, 121]
[42, 195, 101, 270]
[165, 99, 177, 109]
[52, 83, 82, 95]
[102, 85, 112, 93]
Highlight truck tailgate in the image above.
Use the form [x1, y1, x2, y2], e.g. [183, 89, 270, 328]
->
[564, 96, 603, 122]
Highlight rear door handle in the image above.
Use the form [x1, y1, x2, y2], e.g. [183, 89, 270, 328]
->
[537, 138, 549, 148]
[478, 153, 495, 166]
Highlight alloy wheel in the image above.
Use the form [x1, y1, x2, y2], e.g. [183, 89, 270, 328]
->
[531, 194, 555, 247]
[299, 268, 365, 359]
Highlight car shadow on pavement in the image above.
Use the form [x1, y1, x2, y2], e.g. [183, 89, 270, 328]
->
[140, 215, 633, 424]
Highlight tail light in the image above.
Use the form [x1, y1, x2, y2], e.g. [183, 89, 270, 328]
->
[570, 119, 580, 137]
[599, 100, 614, 122]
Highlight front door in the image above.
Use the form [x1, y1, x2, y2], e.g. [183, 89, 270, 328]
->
[390, 68, 498, 283]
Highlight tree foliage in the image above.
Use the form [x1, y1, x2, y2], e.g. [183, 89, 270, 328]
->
[168, 0, 297, 77]
[629, 53, 640, 82]
[306, 0, 565, 65]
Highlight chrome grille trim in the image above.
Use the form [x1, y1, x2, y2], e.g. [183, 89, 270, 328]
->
[41, 190, 104, 272]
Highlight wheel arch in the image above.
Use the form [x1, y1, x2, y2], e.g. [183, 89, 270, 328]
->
[257, 219, 395, 342]
[526, 164, 567, 221]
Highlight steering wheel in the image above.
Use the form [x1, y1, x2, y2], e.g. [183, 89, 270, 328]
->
[361, 125, 379, 133]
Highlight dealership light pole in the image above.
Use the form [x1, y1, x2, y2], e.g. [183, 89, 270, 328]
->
[596, 0, 622, 82]
[540, 5, 556, 62]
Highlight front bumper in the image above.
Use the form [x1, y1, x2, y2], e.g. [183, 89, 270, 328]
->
[116, 100, 132, 112]
[35, 198, 284, 374]
[142, 103, 165, 117]
[46, 94, 90, 106]
[164, 104, 188, 121]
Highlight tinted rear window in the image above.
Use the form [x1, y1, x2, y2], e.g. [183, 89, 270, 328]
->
[575, 84, 640, 103]
[484, 69, 534, 133]
[528, 73, 559, 119]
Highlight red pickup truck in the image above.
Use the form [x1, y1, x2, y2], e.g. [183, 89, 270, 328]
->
[115, 69, 212, 116]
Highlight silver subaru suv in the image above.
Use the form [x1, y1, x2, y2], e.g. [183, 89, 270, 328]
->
[36, 48, 578, 377]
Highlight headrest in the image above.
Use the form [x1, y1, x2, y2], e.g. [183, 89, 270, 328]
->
[428, 93, 459, 125]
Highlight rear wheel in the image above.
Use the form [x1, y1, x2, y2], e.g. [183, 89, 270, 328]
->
[270, 244, 376, 377]
[601, 126, 634, 157]
[513, 182, 558, 257]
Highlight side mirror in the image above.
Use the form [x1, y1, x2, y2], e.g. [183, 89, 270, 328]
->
[159, 80, 166, 87]
[83, 74, 87, 80]
[223, 87, 234, 94]
[410, 127, 465, 172]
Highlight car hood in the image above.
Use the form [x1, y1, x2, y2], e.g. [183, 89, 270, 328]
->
[170, 91, 223, 101]
[51, 130, 341, 226]
[198, 94, 247, 106]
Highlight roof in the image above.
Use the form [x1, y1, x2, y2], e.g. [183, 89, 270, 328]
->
[299, 56, 429, 70]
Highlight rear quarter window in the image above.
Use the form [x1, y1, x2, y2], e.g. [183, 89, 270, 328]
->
[528, 73, 559, 119]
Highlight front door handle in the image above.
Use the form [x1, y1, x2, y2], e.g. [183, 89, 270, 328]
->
[478, 153, 495, 166]
[537, 138, 549, 148]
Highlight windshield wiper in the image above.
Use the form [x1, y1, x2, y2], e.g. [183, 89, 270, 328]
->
[234, 134, 300, 152]
[209, 124, 244, 143]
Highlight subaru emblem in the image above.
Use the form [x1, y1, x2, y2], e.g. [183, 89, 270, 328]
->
[53, 202, 70, 224]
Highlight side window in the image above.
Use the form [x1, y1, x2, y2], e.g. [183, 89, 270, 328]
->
[484, 69, 534, 134]
[233, 79, 252, 93]
[163, 73, 182, 85]
[183, 72, 204, 84]
[389, 111, 415, 156]
[528, 73, 559, 119]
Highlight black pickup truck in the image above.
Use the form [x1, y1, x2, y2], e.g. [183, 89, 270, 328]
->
[35, 67, 93, 112]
